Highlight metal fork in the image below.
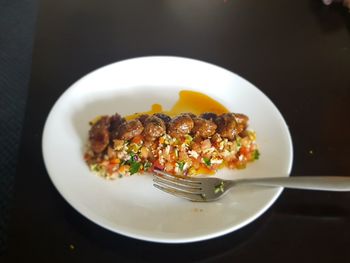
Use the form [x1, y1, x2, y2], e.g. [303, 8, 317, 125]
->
[153, 170, 350, 202]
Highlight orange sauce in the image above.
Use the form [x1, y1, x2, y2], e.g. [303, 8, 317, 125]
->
[126, 90, 229, 120]
[197, 166, 216, 175]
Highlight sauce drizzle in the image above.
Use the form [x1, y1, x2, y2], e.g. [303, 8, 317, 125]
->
[126, 90, 229, 120]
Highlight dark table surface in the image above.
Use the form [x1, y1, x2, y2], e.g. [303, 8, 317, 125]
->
[2, 0, 350, 262]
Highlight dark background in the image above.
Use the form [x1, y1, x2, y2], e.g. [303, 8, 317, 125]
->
[1, 0, 350, 262]
[0, 0, 37, 252]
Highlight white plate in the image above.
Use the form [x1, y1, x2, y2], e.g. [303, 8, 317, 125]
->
[42, 56, 293, 243]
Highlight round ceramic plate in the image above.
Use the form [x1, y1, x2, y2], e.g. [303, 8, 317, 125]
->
[42, 56, 293, 243]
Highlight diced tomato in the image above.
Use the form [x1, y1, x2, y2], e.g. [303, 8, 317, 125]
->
[110, 158, 120, 164]
[245, 152, 253, 161]
[239, 146, 250, 155]
[107, 163, 117, 174]
[153, 159, 164, 170]
[164, 162, 175, 173]
[132, 135, 143, 144]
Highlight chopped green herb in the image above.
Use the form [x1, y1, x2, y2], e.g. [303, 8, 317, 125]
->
[214, 181, 225, 194]
[129, 162, 141, 175]
[253, 150, 260, 160]
[118, 174, 123, 178]
[143, 161, 152, 171]
[90, 164, 97, 171]
[236, 136, 242, 149]
[177, 161, 185, 171]
[91, 164, 108, 177]
[90, 164, 101, 172]
[203, 157, 211, 166]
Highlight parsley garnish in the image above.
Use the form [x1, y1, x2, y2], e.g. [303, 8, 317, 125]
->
[254, 150, 260, 160]
[177, 161, 185, 171]
[90, 164, 101, 172]
[236, 136, 242, 150]
[129, 161, 141, 175]
[143, 161, 152, 171]
[203, 157, 211, 166]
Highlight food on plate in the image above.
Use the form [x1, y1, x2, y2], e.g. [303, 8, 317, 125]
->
[84, 111, 259, 179]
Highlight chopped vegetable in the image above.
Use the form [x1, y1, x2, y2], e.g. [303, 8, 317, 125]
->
[214, 182, 225, 194]
[253, 149, 260, 160]
[177, 161, 186, 171]
[203, 157, 211, 167]
[153, 159, 164, 170]
[174, 148, 179, 158]
[129, 143, 141, 153]
[129, 162, 141, 175]
[184, 134, 193, 145]
[86, 111, 259, 179]
[143, 161, 152, 171]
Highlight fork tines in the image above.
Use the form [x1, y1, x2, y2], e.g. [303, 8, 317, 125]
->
[153, 170, 206, 202]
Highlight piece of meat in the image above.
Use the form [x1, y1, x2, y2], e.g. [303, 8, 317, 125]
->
[200, 112, 218, 122]
[142, 115, 166, 141]
[109, 113, 125, 138]
[191, 117, 217, 138]
[137, 114, 149, 125]
[234, 113, 249, 134]
[89, 116, 110, 153]
[215, 113, 238, 140]
[117, 119, 144, 140]
[182, 112, 196, 118]
[153, 113, 171, 123]
[167, 113, 194, 138]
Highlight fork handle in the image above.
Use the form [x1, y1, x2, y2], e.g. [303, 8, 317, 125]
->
[234, 176, 350, 191]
